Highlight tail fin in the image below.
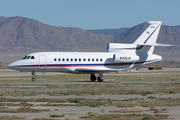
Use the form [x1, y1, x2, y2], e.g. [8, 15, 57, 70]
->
[133, 21, 162, 54]
[108, 21, 172, 54]
[133, 21, 162, 44]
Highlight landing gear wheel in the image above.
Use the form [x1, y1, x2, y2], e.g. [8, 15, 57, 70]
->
[90, 74, 96, 82]
[31, 71, 36, 82]
[98, 77, 103, 82]
[32, 77, 36, 82]
[97, 72, 104, 82]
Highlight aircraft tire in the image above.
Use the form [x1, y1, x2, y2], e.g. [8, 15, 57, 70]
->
[32, 78, 36, 82]
[90, 74, 96, 82]
[90, 76, 96, 82]
[98, 77, 103, 82]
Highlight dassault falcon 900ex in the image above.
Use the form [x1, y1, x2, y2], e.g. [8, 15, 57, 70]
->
[8, 21, 172, 82]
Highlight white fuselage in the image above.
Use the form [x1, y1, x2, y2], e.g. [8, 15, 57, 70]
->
[8, 51, 162, 74]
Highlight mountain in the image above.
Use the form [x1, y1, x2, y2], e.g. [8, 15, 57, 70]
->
[174, 25, 180, 29]
[0, 16, 113, 65]
[0, 16, 113, 52]
[0, 16, 180, 65]
[86, 28, 128, 35]
[87, 26, 180, 36]
[112, 22, 149, 43]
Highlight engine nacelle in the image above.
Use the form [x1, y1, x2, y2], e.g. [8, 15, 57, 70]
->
[113, 54, 139, 63]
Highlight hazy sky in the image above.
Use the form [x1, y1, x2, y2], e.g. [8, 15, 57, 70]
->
[0, 0, 180, 29]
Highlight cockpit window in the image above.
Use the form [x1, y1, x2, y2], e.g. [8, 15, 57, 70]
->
[26, 56, 31, 59]
[22, 55, 35, 60]
[22, 56, 27, 60]
[31, 56, 35, 59]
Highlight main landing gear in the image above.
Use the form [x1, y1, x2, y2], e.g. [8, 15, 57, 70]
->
[31, 71, 36, 82]
[90, 73, 104, 82]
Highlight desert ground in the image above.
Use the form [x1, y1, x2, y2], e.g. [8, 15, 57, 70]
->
[0, 68, 180, 120]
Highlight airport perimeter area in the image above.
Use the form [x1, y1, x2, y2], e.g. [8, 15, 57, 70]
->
[0, 68, 180, 120]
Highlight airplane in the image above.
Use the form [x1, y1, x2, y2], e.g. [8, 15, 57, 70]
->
[8, 21, 172, 82]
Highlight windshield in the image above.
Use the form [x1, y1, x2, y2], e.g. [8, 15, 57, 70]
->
[22, 55, 35, 60]
[22, 56, 27, 60]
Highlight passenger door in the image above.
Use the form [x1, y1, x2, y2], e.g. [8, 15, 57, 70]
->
[38, 55, 46, 70]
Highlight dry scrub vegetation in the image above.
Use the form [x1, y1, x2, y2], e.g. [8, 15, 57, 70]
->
[0, 71, 180, 119]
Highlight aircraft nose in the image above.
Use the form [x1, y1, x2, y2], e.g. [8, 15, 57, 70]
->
[7, 61, 20, 70]
[7, 62, 15, 69]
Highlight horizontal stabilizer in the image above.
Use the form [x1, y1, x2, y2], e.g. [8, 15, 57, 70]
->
[136, 43, 173, 46]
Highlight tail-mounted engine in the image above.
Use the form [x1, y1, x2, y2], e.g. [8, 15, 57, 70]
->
[113, 54, 139, 63]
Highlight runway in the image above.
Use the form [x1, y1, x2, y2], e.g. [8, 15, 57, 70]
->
[1, 67, 180, 77]
[0, 68, 180, 120]
[0, 67, 180, 92]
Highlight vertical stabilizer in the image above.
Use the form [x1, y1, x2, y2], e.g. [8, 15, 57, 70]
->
[133, 21, 162, 54]
[133, 21, 162, 44]
[108, 21, 170, 54]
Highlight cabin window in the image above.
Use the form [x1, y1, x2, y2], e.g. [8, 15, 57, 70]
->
[71, 58, 73, 61]
[75, 58, 77, 61]
[83, 58, 86, 61]
[96, 58, 98, 62]
[62, 58, 65, 61]
[54, 58, 57, 61]
[79, 58, 81, 61]
[31, 56, 35, 59]
[58, 58, 61, 61]
[100, 58, 103, 62]
[92, 58, 94, 62]
[88, 58, 90, 62]
[67, 58, 69, 61]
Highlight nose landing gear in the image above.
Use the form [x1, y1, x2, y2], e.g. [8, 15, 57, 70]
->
[31, 71, 36, 82]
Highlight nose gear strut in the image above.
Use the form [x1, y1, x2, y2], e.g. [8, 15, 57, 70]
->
[31, 71, 36, 82]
